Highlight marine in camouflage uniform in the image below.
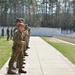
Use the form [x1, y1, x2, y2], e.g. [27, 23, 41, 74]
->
[17, 18, 26, 65]
[12, 18, 25, 69]
[22, 30, 28, 56]
[25, 24, 31, 49]
[19, 18, 29, 56]
[12, 18, 21, 69]
[7, 23, 27, 74]
[27, 26, 31, 48]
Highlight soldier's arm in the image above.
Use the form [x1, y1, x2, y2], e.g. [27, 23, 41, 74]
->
[13, 32, 23, 46]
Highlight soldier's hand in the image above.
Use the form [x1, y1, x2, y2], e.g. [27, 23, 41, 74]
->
[22, 31, 26, 37]
[22, 41, 26, 46]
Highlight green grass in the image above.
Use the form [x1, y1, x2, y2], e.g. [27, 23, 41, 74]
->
[41, 37, 75, 64]
[0, 37, 12, 69]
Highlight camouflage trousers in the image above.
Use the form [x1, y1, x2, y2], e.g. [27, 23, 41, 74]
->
[8, 49, 23, 69]
[16, 45, 26, 67]
[23, 45, 26, 55]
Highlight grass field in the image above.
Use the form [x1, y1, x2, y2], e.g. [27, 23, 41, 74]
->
[0, 37, 12, 69]
[41, 37, 75, 64]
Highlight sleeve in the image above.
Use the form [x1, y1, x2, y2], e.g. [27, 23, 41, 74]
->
[13, 32, 22, 46]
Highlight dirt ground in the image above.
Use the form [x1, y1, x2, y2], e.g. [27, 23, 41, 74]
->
[48, 37, 65, 43]
[53, 35, 75, 44]
[45, 37, 75, 46]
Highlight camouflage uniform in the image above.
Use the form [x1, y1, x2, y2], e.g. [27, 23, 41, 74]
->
[27, 26, 31, 48]
[19, 18, 28, 56]
[25, 24, 31, 48]
[7, 29, 23, 74]
[12, 18, 24, 69]
[13, 27, 17, 35]
[22, 31, 27, 56]
[26, 30, 29, 48]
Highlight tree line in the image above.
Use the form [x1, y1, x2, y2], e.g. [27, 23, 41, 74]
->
[0, 0, 75, 31]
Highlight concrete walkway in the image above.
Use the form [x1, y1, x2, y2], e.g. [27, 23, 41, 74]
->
[0, 37, 75, 75]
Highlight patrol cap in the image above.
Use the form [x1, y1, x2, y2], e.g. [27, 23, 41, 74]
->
[25, 24, 28, 28]
[17, 23, 25, 28]
[15, 18, 21, 22]
[19, 18, 25, 22]
[25, 24, 28, 29]
[28, 26, 31, 30]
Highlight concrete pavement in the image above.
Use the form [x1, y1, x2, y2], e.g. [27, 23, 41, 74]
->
[0, 37, 75, 75]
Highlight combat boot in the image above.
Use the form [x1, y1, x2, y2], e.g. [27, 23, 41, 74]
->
[22, 66, 25, 68]
[23, 59, 26, 61]
[12, 66, 16, 70]
[23, 62, 26, 64]
[7, 68, 16, 74]
[24, 53, 28, 56]
[18, 69, 27, 73]
[26, 46, 30, 49]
